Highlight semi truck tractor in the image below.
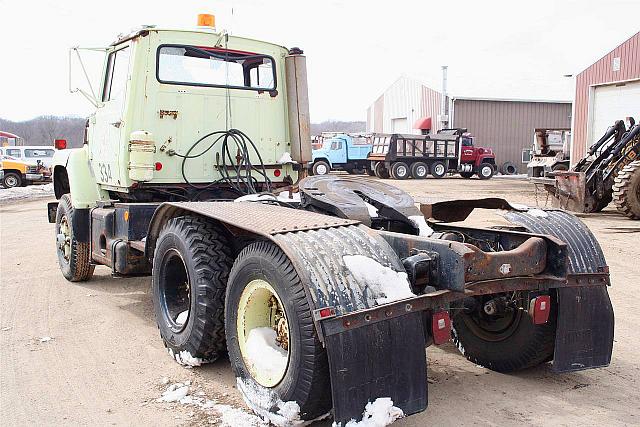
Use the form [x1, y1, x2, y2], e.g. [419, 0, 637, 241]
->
[367, 130, 497, 179]
[310, 133, 372, 175]
[49, 16, 614, 425]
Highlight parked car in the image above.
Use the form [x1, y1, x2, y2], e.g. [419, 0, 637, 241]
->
[0, 145, 56, 168]
[0, 155, 51, 188]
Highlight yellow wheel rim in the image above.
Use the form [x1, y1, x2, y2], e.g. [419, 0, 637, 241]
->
[237, 279, 290, 387]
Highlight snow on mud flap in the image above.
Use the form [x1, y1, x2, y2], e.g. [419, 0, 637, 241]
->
[274, 224, 427, 425]
[504, 209, 614, 372]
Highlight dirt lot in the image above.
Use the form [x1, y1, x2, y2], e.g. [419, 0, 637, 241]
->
[1, 176, 639, 426]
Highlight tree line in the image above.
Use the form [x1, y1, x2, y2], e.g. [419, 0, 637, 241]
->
[1, 116, 367, 148]
[0, 116, 86, 148]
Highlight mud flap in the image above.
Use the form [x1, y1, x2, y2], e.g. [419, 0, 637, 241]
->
[553, 286, 614, 372]
[325, 311, 427, 425]
[504, 209, 614, 372]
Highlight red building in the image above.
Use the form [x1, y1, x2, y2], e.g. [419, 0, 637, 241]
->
[572, 32, 640, 161]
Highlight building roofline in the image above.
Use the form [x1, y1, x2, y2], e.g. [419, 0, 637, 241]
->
[451, 96, 572, 104]
[576, 31, 640, 77]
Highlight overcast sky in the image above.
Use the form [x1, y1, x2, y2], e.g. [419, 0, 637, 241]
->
[0, 0, 638, 123]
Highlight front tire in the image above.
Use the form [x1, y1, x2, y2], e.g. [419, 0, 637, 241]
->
[152, 216, 233, 364]
[478, 163, 495, 180]
[2, 172, 22, 188]
[225, 241, 331, 421]
[312, 161, 330, 176]
[612, 160, 640, 219]
[55, 194, 94, 282]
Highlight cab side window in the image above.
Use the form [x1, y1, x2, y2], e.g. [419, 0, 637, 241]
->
[102, 47, 130, 102]
[6, 149, 21, 158]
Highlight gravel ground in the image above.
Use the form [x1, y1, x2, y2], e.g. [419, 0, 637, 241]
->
[1, 176, 638, 426]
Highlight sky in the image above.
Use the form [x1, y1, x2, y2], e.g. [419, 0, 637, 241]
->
[0, 0, 638, 123]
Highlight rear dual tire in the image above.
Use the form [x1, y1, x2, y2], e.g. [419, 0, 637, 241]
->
[152, 216, 233, 363]
[452, 292, 556, 372]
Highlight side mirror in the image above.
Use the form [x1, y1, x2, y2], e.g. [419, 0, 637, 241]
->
[55, 139, 67, 150]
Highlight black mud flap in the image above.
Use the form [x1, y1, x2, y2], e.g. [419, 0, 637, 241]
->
[504, 209, 615, 372]
[553, 286, 614, 372]
[325, 312, 427, 425]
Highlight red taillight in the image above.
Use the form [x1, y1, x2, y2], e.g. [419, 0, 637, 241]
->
[155, 162, 163, 171]
[319, 308, 334, 318]
[54, 139, 67, 150]
[431, 311, 451, 345]
[529, 295, 551, 325]
[274, 169, 281, 177]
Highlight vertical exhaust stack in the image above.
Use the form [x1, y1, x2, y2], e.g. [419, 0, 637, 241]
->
[285, 48, 312, 164]
[440, 65, 449, 130]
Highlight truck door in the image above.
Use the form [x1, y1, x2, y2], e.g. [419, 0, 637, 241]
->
[460, 136, 476, 163]
[331, 139, 347, 164]
[90, 44, 131, 187]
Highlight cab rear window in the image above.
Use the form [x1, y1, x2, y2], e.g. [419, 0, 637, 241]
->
[157, 45, 276, 91]
[25, 149, 55, 158]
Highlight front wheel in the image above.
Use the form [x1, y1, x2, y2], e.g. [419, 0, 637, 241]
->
[55, 194, 94, 282]
[312, 161, 330, 176]
[225, 242, 331, 421]
[452, 291, 556, 372]
[2, 172, 22, 188]
[477, 163, 495, 180]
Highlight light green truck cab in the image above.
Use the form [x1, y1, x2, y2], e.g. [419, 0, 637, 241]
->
[54, 25, 310, 207]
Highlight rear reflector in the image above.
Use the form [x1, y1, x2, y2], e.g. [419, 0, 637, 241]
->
[529, 295, 551, 325]
[431, 311, 451, 345]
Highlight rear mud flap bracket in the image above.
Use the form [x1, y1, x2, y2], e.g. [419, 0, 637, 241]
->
[324, 311, 427, 424]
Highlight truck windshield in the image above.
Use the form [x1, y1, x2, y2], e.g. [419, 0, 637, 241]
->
[157, 45, 276, 91]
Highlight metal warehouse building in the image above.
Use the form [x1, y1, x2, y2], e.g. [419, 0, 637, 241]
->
[367, 76, 572, 173]
[571, 31, 640, 161]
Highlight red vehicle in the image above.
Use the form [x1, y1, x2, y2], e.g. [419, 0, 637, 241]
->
[459, 132, 496, 179]
[367, 129, 496, 179]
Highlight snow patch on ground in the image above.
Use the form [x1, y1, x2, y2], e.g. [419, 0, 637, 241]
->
[277, 152, 294, 164]
[276, 191, 301, 203]
[176, 310, 189, 325]
[157, 381, 267, 426]
[245, 327, 289, 382]
[0, 183, 53, 203]
[508, 202, 529, 211]
[342, 255, 415, 304]
[39, 336, 53, 343]
[408, 215, 434, 237]
[334, 398, 404, 427]
[167, 347, 207, 368]
[237, 378, 315, 426]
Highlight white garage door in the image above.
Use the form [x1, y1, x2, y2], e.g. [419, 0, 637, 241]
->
[589, 79, 640, 143]
[391, 117, 408, 133]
